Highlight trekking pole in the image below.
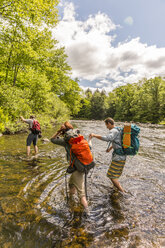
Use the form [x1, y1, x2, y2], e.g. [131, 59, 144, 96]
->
[65, 173, 69, 203]
[85, 169, 88, 200]
[89, 166, 95, 178]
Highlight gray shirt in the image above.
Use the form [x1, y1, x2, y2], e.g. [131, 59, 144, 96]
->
[51, 137, 76, 164]
[25, 119, 34, 132]
[101, 127, 126, 161]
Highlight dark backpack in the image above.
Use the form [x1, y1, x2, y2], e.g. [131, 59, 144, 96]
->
[114, 124, 140, 156]
[31, 120, 42, 137]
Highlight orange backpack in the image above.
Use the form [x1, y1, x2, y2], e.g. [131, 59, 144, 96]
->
[64, 130, 95, 173]
[69, 135, 93, 165]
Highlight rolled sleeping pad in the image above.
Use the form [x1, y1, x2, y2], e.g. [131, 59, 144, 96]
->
[123, 123, 131, 149]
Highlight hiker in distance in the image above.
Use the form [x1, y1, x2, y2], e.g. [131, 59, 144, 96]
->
[89, 117, 126, 193]
[20, 115, 41, 157]
[50, 121, 95, 212]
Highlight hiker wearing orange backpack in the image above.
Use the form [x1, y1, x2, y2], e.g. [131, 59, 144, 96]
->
[90, 117, 127, 193]
[20, 115, 41, 157]
[50, 121, 95, 212]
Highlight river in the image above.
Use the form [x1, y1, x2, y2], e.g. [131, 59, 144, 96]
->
[0, 121, 165, 248]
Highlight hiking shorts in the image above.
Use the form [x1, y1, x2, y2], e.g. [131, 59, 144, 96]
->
[107, 160, 126, 179]
[69, 170, 85, 198]
[26, 133, 38, 146]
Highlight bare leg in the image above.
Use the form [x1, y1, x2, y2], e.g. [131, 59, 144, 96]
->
[80, 196, 88, 209]
[34, 145, 38, 155]
[69, 186, 88, 209]
[26, 146, 30, 157]
[111, 178, 125, 193]
[69, 186, 76, 195]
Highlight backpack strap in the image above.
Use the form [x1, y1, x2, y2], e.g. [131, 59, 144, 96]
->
[111, 127, 125, 155]
[107, 127, 121, 148]
[32, 120, 36, 125]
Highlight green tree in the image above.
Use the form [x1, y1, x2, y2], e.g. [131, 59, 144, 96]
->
[59, 79, 82, 116]
[0, 0, 82, 132]
[0, 0, 59, 26]
[90, 89, 106, 119]
[159, 78, 165, 121]
[106, 92, 116, 118]
[131, 78, 162, 123]
[112, 84, 135, 121]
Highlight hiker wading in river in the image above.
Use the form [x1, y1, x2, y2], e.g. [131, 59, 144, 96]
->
[50, 122, 94, 212]
[89, 117, 126, 193]
[20, 115, 40, 157]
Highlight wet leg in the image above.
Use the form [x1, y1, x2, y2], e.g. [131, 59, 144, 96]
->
[26, 146, 30, 157]
[80, 196, 88, 209]
[34, 145, 38, 155]
[69, 185, 76, 195]
[111, 178, 125, 192]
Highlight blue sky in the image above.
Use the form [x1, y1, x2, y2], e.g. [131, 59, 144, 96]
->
[60, 0, 165, 47]
[53, 0, 165, 92]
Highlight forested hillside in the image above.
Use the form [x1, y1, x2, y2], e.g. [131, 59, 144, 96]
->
[76, 77, 165, 124]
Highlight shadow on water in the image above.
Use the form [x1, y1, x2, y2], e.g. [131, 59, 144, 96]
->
[0, 121, 165, 247]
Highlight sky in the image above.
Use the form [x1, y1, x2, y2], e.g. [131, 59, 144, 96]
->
[52, 0, 165, 92]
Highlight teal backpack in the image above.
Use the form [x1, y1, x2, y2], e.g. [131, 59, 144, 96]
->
[114, 124, 140, 156]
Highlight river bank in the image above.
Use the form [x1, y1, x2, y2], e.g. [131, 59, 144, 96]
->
[1, 119, 165, 137]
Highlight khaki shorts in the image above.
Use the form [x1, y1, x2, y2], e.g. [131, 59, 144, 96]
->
[69, 170, 85, 198]
[107, 160, 126, 179]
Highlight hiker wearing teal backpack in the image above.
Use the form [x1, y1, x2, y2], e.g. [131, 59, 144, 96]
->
[90, 117, 140, 193]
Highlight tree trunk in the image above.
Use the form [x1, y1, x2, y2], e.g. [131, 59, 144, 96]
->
[13, 64, 19, 86]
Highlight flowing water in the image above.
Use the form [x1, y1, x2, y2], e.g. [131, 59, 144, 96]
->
[0, 121, 164, 248]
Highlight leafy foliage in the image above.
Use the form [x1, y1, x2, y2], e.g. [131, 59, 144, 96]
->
[75, 77, 165, 124]
[0, 0, 82, 132]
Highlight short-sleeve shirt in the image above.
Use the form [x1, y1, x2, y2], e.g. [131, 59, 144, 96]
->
[101, 127, 126, 161]
[25, 119, 34, 132]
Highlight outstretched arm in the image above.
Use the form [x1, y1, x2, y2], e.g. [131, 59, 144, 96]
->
[20, 116, 26, 122]
[90, 133, 113, 152]
[50, 134, 66, 147]
[89, 133, 102, 140]
[51, 131, 62, 140]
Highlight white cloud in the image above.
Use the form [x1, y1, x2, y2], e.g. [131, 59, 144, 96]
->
[124, 16, 134, 26]
[63, 2, 76, 21]
[52, 2, 165, 92]
[96, 82, 103, 87]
